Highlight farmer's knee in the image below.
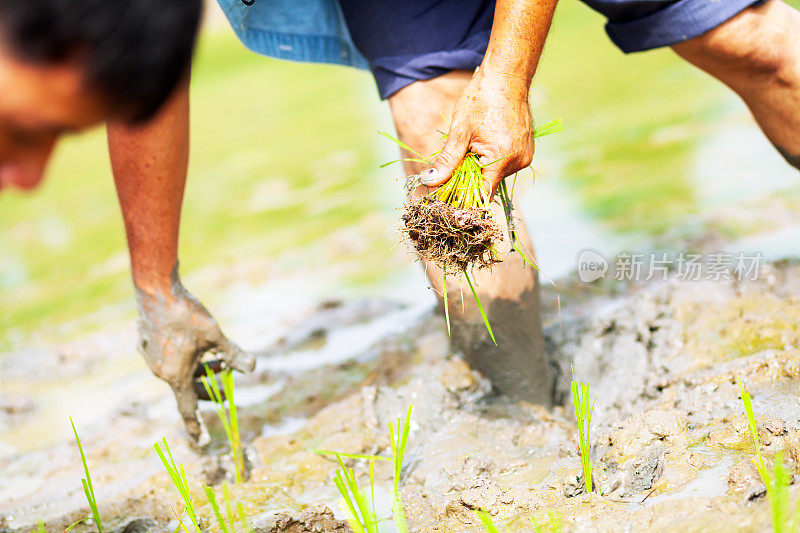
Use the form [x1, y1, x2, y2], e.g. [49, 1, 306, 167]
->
[388, 71, 472, 156]
[675, 1, 799, 84]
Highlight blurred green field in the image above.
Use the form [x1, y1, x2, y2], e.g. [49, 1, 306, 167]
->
[0, 1, 792, 347]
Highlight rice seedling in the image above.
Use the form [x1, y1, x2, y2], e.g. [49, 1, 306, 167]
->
[476, 510, 502, 532]
[154, 437, 201, 532]
[201, 364, 244, 483]
[571, 379, 594, 494]
[381, 119, 563, 340]
[739, 378, 800, 532]
[332, 453, 379, 533]
[205, 483, 245, 533]
[530, 511, 563, 533]
[316, 405, 413, 532]
[68, 414, 103, 532]
[389, 405, 413, 533]
[36, 520, 46, 533]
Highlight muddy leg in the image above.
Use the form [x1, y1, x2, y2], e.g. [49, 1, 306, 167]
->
[672, 0, 800, 170]
[388, 72, 551, 405]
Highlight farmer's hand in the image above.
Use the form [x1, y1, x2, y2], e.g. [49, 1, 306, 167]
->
[420, 68, 534, 198]
[135, 275, 255, 447]
[419, 0, 558, 197]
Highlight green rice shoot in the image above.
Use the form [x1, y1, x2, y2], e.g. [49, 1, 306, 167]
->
[464, 270, 495, 344]
[381, 119, 562, 341]
[201, 364, 244, 483]
[571, 380, 593, 494]
[154, 437, 201, 532]
[315, 405, 413, 532]
[476, 510, 502, 532]
[68, 414, 103, 532]
[389, 405, 413, 532]
[739, 378, 800, 532]
[332, 453, 379, 533]
[205, 482, 241, 533]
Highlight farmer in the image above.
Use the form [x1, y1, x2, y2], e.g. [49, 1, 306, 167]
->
[110, 0, 800, 446]
[0, 0, 201, 191]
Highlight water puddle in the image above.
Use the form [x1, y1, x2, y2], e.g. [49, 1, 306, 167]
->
[257, 303, 429, 374]
[641, 454, 733, 508]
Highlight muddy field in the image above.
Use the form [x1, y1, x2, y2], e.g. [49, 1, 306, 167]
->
[3, 261, 800, 532]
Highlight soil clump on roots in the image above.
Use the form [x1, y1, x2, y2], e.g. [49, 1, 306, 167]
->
[402, 199, 503, 274]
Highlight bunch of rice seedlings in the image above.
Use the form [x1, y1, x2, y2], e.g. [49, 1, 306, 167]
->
[201, 365, 244, 483]
[205, 483, 248, 533]
[740, 378, 800, 532]
[154, 437, 201, 532]
[381, 119, 563, 341]
[530, 511, 563, 533]
[68, 414, 103, 532]
[476, 510, 501, 532]
[571, 379, 594, 494]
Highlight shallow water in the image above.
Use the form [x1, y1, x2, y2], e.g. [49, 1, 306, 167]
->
[641, 449, 734, 508]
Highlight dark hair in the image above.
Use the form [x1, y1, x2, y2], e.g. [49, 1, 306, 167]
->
[0, 0, 202, 122]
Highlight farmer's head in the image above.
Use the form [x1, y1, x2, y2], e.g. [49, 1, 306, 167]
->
[0, 0, 201, 191]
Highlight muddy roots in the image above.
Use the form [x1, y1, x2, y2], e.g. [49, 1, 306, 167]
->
[402, 199, 503, 273]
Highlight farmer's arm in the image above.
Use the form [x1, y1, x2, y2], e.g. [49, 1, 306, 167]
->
[107, 80, 254, 445]
[108, 81, 188, 295]
[423, 0, 558, 193]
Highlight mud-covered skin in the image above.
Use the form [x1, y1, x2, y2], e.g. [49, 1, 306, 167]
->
[450, 285, 551, 406]
[135, 265, 255, 446]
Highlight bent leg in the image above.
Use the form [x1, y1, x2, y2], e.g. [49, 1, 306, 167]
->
[388, 71, 551, 405]
[672, 0, 800, 169]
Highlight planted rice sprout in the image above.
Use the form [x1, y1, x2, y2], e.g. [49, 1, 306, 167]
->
[333, 453, 379, 533]
[739, 378, 800, 532]
[380, 119, 563, 341]
[68, 414, 103, 532]
[315, 405, 413, 532]
[205, 482, 247, 533]
[201, 364, 244, 483]
[154, 437, 201, 533]
[389, 405, 413, 533]
[571, 379, 594, 494]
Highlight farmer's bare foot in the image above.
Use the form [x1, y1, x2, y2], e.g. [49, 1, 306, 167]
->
[673, 0, 800, 170]
[388, 71, 552, 405]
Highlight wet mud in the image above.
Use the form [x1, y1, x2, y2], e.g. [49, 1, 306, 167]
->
[4, 262, 800, 531]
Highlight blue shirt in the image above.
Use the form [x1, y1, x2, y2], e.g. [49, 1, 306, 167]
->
[215, 0, 369, 69]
